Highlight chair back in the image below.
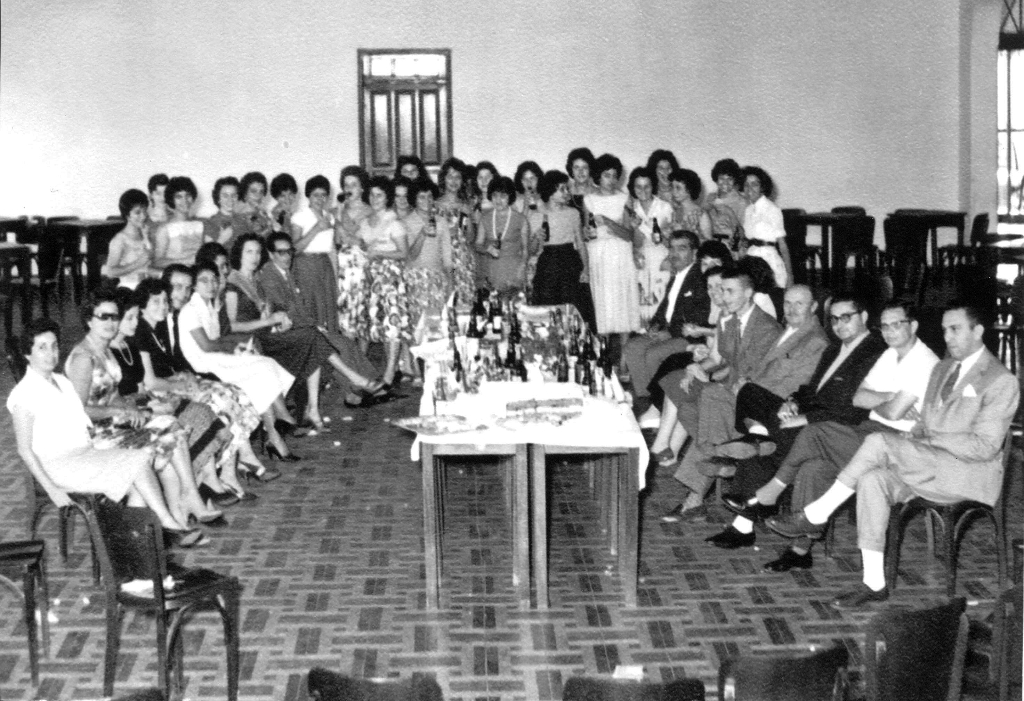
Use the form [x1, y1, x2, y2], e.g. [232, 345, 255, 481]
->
[830, 206, 866, 215]
[833, 215, 875, 254]
[718, 646, 848, 700]
[968, 213, 990, 247]
[562, 676, 705, 701]
[864, 598, 969, 701]
[307, 668, 445, 701]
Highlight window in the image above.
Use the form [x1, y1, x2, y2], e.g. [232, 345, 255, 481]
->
[358, 50, 453, 178]
[998, 1, 1023, 222]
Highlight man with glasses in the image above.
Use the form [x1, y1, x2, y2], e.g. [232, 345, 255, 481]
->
[712, 301, 938, 562]
[767, 303, 1018, 607]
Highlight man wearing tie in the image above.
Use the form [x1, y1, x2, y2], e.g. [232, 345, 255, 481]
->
[623, 230, 709, 428]
[768, 302, 1019, 607]
[161, 264, 198, 374]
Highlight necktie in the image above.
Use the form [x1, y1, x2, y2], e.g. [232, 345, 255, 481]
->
[169, 312, 180, 353]
[939, 362, 960, 403]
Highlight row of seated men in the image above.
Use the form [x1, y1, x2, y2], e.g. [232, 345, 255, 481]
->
[624, 231, 1019, 608]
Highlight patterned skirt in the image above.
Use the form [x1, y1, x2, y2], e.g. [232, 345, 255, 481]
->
[448, 231, 477, 304]
[337, 248, 369, 338]
[405, 266, 451, 326]
[90, 414, 184, 464]
[365, 258, 413, 343]
[166, 378, 261, 468]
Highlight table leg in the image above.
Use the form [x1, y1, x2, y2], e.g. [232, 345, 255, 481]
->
[608, 455, 620, 558]
[619, 449, 640, 607]
[421, 444, 441, 610]
[529, 445, 549, 609]
[512, 444, 530, 609]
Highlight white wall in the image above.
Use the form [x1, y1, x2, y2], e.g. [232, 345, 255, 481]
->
[0, 0, 1001, 245]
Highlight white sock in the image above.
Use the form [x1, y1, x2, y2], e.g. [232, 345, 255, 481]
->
[861, 549, 886, 591]
[804, 482, 855, 524]
[732, 516, 753, 534]
[748, 423, 769, 436]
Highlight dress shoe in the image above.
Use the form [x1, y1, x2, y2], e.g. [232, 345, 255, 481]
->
[661, 503, 707, 523]
[832, 584, 889, 608]
[197, 484, 240, 508]
[705, 526, 756, 549]
[266, 445, 301, 462]
[763, 548, 813, 572]
[715, 435, 777, 460]
[766, 512, 827, 540]
[722, 494, 778, 521]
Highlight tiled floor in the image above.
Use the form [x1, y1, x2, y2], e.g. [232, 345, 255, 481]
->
[0, 308, 1019, 700]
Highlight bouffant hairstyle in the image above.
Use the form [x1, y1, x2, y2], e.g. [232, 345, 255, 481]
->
[79, 284, 121, 328]
[438, 157, 469, 199]
[513, 161, 543, 194]
[18, 318, 62, 358]
[741, 166, 775, 199]
[305, 175, 331, 198]
[392, 175, 417, 208]
[270, 173, 298, 199]
[538, 170, 569, 203]
[669, 168, 703, 202]
[646, 150, 680, 178]
[195, 242, 229, 271]
[367, 175, 396, 208]
[118, 189, 150, 218]
[239, 172, 268, 200]
[132, 278, 170, 311]
[394, 154, 426, 181]
[339, 165, 371, 203]
[164, 176, 198, 209]
[564, 147, 595, 178]
[487, 176, 518, 205]
[147, 173, 169, 194]
[592, 153, 624, 182]
[627, 167, 657, 197]
[212, 176, 241, 207]
[710, 158, 742, 184]
[410, 178, 440, 203]
[697, 239, 733, 265]
[230, 233, 269, 271]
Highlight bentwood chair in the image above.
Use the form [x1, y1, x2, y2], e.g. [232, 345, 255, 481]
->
[72, 493, 241, 700]
[307, 667, 445, 700]
[990, 584, 1023, 701]
[0, 538, 50, 686]
[863, 598, 969, 701]
[718, 646, 848, 701]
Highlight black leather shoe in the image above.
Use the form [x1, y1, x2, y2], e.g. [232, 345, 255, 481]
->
[763, 548, 813, 572]
[832, 584, 889, 608]
[705, 526, 756, 549]
[197, 484, 240, 508]
[766, 513, 827, 540]
[722, 494, 779, 521]
[716, 435, 777, 460]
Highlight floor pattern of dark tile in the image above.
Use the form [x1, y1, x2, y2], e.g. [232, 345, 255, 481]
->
[0, 359, 1019, 700]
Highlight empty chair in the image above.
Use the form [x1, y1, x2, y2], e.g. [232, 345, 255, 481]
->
[562, 676, 705, 701]
[307, 667, 444, 701]
[863, 598, 969, 701]
[718, 646, 848, 701]
[991, 584, 1023, 701]
[831, 214, 877, 286]
[936, 213, 989, 271]
[0, 539, 50, 686]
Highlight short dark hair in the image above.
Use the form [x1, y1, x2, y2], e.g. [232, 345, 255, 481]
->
[513, 161, 543, 194]
[944, 300, 987, 328]
[212, 176, 241, 207]
[720, 268, 754, 292]
[741, 165, 774, 199]
[161, 263, 193, 286]
[118, 189, 149, 218]
[133, 278, 170, 311]
[475, 161, 499, 183]
[394, 154, 426, 181]
[487, 176, 517, 205]
[305, 175, 331, 199]
[392, 175, 416, 208]
[80, 284, 120, 329]
[18, 318, 62, 358]
[627, 167, 657, 197]
[265, 231, 293, 255]
[410, 178, 440, 202]
[646, 150, 680, 178]
[565, 147, 595, 177]
[737, 255, 778, 293]
[194, 260, 220, 281]
[538, 170, 569, 202]
[270, 173, 298, 199]
[147, 173, 169, 195]
[593, 153, 624, 182]
[669, 168, 703, 202]
[670, 230, 700, 251]
[239, 172, 268, 199]
[231, 233, 268, 270]
[438, 158, 469, 199]
[367, 175, 395, 208]
[697, 239, 733, 264]
[881, 300, 918, 322]
[703, 264, 728, 280]
[195, 242, 229, 270]
[114, 285, 139, 316]
[340, 165, 370, 202]
[711, 158, 742, 183]
[164, 176, 198, 208]
[830, 293, 866, 314]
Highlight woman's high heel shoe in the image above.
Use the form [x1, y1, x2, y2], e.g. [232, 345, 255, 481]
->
[197, 483, 240, 508]
[266, 445, 301, 462]
[240, 461, 282, 482]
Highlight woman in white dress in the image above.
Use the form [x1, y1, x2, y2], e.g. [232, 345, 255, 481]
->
[102, 189, 157, 289]
[178, 261, 299, 461]
[625, 166, 674, 315]
[583, 153, 641, 349]
[153, 176, 205, 269]
[741, 166, 792, 289]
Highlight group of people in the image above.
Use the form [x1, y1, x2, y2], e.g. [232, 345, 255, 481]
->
[622, 233, 1018, 607]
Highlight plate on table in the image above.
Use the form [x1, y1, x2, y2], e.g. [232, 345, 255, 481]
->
[392, 415, 488, 436]
[496, 412, 579, 430]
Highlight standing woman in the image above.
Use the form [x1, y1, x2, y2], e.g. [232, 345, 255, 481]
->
[153, 176, 205, 269]
[234, 172, 275, 240]
[513, 161, 545, 291]
[288, 174, 342, 329]
[626, 166, 674, 312]
[393, 176, 416, 222]
[102, 189, 157, 290]
[531, 170, 589, 308]
[472, 161, 499, 219]
[583, 153, 641, 348]
[335, 165, 373, 338]
[404, 179, 454, 325]
[705, 158, 747, 242]
[435, 157, 477, 302]
[669, 168, 712, 241]
[475, 176, 531, 293]
[646, 150, 680, 205]
[741, 166, 791, 288]
[565, 147, 598, 213]
[147, 174, 170, 227]
[203, 176, 247, 249]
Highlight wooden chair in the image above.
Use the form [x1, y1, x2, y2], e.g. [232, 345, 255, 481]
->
[863, 598, 969, 701]
[718, 646, 848, 701]
[781, 208, 820, 286]
[42, 217, 85, 305]
[71, 493, 241, 700]
[307, 667, 445, 700]
[990, 584, 1022, 701]
[936, 213, 989, 272]
[0, 539, 50, 686]
[831, 215, 878, 288]
[884, 432, 1014, 597]
[562, 676, 705, 701]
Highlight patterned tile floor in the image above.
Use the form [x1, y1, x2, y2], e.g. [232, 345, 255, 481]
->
[0, 332, 1019, 699]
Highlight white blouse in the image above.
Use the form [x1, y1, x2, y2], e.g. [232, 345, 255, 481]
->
[7, 368, 92, 459]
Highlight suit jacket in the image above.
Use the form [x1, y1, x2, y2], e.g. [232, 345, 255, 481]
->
[751, 319, 829, 399]
[165, 312, 194, 375]
[256, 263, 316, 327]
[900, 349, 1019, 505]
[650, 264, 710, 338]
[793, 332, 887, 425]
[716, 305, 782, 387]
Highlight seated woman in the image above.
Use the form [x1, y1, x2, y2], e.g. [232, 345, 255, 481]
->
[64, 291, 223, 542]
[178, 261, 299, 461]
[9, 318, 207, 546]
[475, 175, 531, 293]
[741, 165, 792, 289]
[153, 176, 205, 269]
[227, 233, 386, 422]
[203, 176, 248, 250]
[133, 277, 278, 492]
[704, 159, 747, 243]
[102, 188, 159, 289]
[530, 170, 588, 308]
[234, 171, 275, 240]
[669, 168, 712, 241]
[646, 150, 680, 205]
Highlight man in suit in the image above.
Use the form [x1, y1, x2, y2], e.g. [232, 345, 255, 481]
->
[256, 232, 383, 405]
[718, 301, 939, 561]
[659, 268, 782, 521]
[768, 303, 1019, 607]
[161, 263, 198, 374]
[623, 230, 710, 427]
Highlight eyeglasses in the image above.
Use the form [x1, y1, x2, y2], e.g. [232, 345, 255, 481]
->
[829, 311, 858, 325]
[879, 319, 910, 332]
[273, 248, 294, 255]
[93, 312, 121, 321]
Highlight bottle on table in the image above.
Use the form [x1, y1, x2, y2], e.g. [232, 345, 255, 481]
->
[556, 350, 569, 383]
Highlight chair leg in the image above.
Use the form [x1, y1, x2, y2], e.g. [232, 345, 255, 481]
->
[996, 512, 1007, 593]
[103, 604, 123, 697]
[22, 568, 39, 686]
[221, 588, 241, 701]
[155, 611, 170, 697]
[884, 507, 907, 592]
[58, 506, 71, 563]
[945, 512, 959, 598]
[34, 553, 50, 660]
[170, 619, 185, 697]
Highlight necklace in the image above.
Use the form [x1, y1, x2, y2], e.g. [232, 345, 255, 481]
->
[491, 208, 512, 246]
[111, 342, 134, 367]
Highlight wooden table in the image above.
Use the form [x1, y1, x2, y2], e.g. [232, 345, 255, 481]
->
[0, 242, 32, 337]
[45, 219, 122, 293]
[887, 209, 967, 265]
[799, 211, 863, 285]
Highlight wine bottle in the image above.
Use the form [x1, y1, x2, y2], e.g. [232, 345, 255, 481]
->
[514, 344, 528, 381]
[556, 349, 569, 383]
[651, 217, 663, 245]
[587, 212, 598, 240]
[542, 214, 551, 243]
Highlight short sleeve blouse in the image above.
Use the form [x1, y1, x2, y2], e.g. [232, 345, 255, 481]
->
[7, 368, 92, 460]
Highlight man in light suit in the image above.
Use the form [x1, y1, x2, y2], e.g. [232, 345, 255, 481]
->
[624, 230, 709, 426]
[768, 302, 1019, 607]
